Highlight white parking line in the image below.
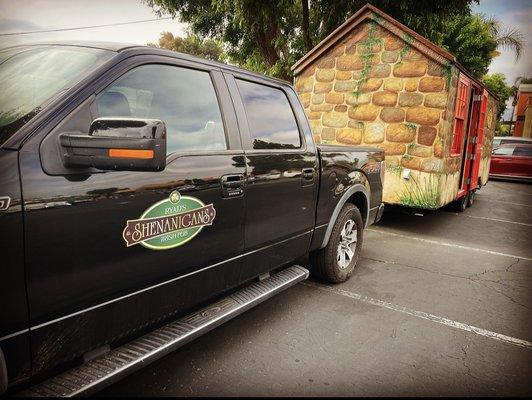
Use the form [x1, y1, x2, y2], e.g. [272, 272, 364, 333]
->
[477, 198, 532, 207]
[302, 281, 532, 349]
[367, 229, 532, 261]
[463, 214, 532, 227]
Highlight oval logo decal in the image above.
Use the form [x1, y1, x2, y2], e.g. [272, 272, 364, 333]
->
[122, 191, 216, 250]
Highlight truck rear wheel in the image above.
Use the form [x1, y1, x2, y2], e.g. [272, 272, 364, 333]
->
[310, 203, 363, 283]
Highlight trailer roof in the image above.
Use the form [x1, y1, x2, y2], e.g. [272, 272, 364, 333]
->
[291, 3, 498, 100]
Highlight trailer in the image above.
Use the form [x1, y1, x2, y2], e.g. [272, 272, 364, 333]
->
[292, 4, 498, 211]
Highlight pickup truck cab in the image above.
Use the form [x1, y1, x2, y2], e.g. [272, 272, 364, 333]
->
[0, 42, 384, 395]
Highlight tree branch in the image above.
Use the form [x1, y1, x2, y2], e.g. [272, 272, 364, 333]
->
[302, 0, 313, 51]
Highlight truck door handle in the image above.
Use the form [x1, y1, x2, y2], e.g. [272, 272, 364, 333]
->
[302, 168, 315, 180]
[221, 174, 245, 198]
[221, 174, 244, 188]
[301, 168, 315, 187]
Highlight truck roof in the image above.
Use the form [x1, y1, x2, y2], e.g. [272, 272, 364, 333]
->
[2, 41, 291, 87]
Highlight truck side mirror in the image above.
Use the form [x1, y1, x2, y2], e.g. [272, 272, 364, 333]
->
[59, 118, 167, 172]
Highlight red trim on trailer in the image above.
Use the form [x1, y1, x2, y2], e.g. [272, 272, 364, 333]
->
[451, 75, 471, 157]
[456, 189, 467, 199]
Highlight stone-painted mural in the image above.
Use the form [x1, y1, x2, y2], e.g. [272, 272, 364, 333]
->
[293, 10, 496, 209]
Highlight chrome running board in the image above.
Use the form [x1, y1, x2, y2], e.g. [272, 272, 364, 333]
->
[23, 265, 309, 397]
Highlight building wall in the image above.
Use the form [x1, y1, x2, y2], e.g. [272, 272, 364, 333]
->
[514, 88, 532, 137]
[524, 104, 532, 139]
[294, 17, 462, 208]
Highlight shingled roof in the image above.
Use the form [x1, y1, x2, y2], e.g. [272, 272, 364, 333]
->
[291, 3, 457, 75]
[291, 3, 499, 99]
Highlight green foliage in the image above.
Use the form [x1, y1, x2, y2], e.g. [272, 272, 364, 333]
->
[144, 0, 523, 81]
[482, 15, 524, 60]
[385, 163, 403, 175]
[397, 33, 413, 64]
[442, 61, 453, 90]
[145, 0, 300, 80]
[482, 73, 511, 121]
[404, 122, 417, 132]
[398, 173, 441, 209]
[148, 31, 225, 61]
[431, 14, 497, 78]
[351, 18, 381, 105]
[431, 14, 524, 79]
[495, 121, 511, 136]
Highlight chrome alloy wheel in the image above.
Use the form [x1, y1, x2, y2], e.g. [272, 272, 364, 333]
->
[336, 219, 358, 269]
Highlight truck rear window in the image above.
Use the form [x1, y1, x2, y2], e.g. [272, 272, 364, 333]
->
[236, 79, 301, 150]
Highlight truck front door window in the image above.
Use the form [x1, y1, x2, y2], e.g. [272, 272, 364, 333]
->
[95, 64, 227, 154]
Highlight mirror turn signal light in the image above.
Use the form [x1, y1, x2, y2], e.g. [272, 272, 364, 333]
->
[108, 149, 154, 159]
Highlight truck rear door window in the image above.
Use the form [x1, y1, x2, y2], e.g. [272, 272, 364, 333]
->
[96, 64, 227, 154]
[236, 79, 301, 150]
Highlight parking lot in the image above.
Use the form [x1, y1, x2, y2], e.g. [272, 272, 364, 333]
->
[102, 180, 532, 396]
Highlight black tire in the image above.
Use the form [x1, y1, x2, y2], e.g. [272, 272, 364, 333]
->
[310, 203, 363, 283]
[453, 192, 469, 213]
[466, 189, 476, 207]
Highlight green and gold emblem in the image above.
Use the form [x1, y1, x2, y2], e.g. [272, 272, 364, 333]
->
[122, 191, 216, 250]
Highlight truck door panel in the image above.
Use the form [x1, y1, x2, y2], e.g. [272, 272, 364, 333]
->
[226, 74, 318, 272]
[0, 150, 31, 384]
[20, 60, 246, 374]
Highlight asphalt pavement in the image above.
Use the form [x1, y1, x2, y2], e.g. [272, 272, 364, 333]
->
[102, 179, 532, 396]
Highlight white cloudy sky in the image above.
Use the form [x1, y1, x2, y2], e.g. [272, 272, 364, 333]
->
[0, 0, 185, 47]
[0, 0, 530, 119]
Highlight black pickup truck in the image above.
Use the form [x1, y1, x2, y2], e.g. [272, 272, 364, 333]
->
[0, 42, 384, 396]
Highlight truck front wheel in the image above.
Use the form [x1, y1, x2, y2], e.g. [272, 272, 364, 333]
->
[310, 203, 363, 283]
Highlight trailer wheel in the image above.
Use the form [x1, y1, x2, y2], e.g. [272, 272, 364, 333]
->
[454, 193, 469, 213]
[466, 190, 476, 207]
[310, 203, 363, 283]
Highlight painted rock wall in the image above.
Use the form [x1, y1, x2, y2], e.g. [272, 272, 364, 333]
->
[294, 14, 461, 209]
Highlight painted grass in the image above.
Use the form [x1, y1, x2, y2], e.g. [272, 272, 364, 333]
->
[397, 172, 441, 209]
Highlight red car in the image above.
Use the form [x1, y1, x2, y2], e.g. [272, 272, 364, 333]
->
[490, 143, 532, 181]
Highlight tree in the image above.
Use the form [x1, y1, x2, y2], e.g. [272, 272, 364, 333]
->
[148, 31, 225, 62]
[430, 13, 524, 78]
[144, 0, 522, 80]
[484, 15, 524, 61]
[145, 0, 478, 80]
[482, 73, 511, 121]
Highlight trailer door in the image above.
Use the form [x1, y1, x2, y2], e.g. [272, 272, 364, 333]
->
[470, 89, 488, 189]
[452, 73, 471, 198]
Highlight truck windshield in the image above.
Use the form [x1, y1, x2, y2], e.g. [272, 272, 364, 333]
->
[0, 45, 115, 145]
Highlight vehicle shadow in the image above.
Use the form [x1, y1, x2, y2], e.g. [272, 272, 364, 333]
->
[373, 204, 458, 236]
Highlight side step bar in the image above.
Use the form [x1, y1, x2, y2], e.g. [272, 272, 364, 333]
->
[23, 265, 309, 397]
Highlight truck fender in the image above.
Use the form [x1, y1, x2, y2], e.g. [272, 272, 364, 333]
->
[320, 184, 369, 249]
